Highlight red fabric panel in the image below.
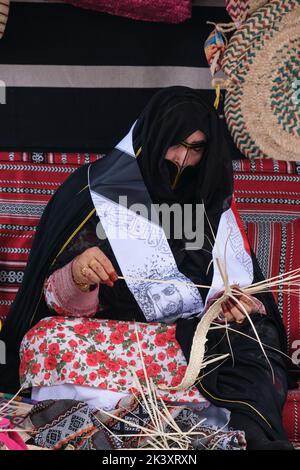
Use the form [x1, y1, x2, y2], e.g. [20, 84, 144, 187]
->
[245, 220, 300, 357]
[234, 166, 300, 445]
[232, 159, 299, 174]
[283, 384, 300, 444]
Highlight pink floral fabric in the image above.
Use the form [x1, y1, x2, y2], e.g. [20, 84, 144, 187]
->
[20, 317, 208, 404]
[19, 263, 208, 404]
[20, 261, 266, 404]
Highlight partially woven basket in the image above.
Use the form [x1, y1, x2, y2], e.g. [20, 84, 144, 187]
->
[222, 0, 300, 161]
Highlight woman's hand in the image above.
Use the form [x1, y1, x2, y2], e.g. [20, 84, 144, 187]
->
[220, 285, 259, 323]
[71, 246, 118, 288]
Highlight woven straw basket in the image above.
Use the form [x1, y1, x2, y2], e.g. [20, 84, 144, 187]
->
[226, 0, 269, 22]
[222, 0, 300, 161]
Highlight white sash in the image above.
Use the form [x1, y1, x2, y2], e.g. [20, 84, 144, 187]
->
[88, 126, 253, 322]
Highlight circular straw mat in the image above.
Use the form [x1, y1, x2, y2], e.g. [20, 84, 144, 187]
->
[222, 0, 300, 161]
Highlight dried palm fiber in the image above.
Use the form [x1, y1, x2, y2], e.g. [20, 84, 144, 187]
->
[157, 267, 300, 392]
[0, 385, 26, 418]
[116, 259, 300, 394]
[222, 0, 300, 161]
[95, 326, 232, 450]
[96, 378, 205, 450]
[156, 205, 300, 392]
[0, 0, 9, 39]
[116, 206, 300, 393]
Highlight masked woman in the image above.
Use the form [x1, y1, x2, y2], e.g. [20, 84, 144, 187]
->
[0, 87, 294, 450]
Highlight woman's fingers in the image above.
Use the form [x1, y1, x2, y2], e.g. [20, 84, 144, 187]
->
[94, 249, 118, 282]
[239, 293, 256, 310]
[221, 301, 235, 322]
[72, 258, 100, 285]
[230, 285, 257, 310]
[81, 265, 105, 285]
[222, 299, 247, 323]
[87, 261, 114, 287]
[232, 296, 256, 314]
[73, 246, 118, 288]
[91, 249, 118, 286]
[215, 285, 258, 324]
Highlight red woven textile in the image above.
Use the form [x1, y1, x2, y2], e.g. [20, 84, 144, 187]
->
[63, 0, 191, 23]
[232, 159, 300, 174]
[233, 159, 300, 445]
[233, 160, 300, 355]
[283, 387, 300, 445]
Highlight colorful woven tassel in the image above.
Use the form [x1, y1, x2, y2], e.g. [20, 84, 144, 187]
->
[204, 28, 226, 77]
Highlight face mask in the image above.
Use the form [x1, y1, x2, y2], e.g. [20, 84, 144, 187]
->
[165, 158, 201, 190]
[165, 140, 207, 189]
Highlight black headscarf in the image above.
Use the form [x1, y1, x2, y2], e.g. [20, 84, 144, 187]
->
[0, 88, 295, 442]
[132, 86, 233, 297]
[132, 86, 233, 209]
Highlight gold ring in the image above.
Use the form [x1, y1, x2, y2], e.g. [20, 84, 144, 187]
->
[80, 266, 89, 277]
[88, 260, 96, 270]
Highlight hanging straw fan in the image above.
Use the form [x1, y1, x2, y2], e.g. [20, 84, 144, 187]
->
[222, 0, 300, 161]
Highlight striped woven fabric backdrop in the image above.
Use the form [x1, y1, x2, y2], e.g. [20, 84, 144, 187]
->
[0, 0, 244, 157]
